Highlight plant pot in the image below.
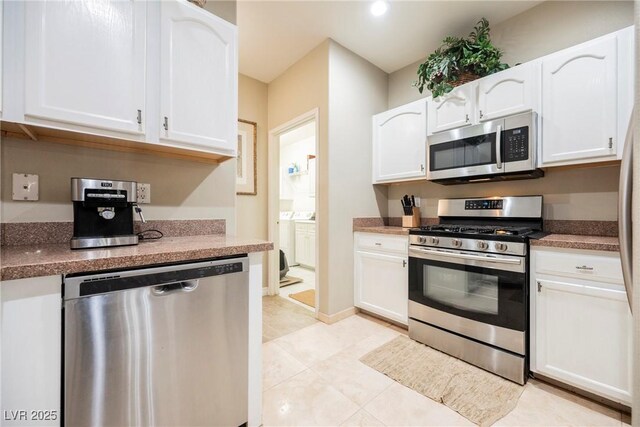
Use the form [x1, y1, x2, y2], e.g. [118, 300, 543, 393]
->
[451, 71, 480, 88]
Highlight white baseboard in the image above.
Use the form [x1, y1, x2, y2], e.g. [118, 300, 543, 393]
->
[317, 306, 357, 325]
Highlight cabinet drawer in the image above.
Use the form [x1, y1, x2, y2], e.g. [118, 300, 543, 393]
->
[355, 232, 408, 255]
[295, 222, 315, 233]
[533, 247, 622, 284]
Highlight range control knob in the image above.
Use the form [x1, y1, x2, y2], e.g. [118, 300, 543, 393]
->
[451, 239, 462, 248]
[495, 242, 508, 252]
[418, 236, 427, 244]
[429, 237, 440, 245]
[476, 241, 489, 250]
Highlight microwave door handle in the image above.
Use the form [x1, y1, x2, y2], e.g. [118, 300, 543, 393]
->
[618, 109, 633, 313]
[496, 125, 502, 169]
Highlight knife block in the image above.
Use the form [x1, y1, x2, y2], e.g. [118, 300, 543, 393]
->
[402, 207, 421, 228]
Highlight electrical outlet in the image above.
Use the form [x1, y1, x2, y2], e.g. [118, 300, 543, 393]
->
[414, 197, 421, 208]
[12, 173, 39, 201]
[137, 183, 151, 204]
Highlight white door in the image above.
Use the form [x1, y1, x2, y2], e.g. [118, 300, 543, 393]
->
[535, 278, 632, 404]
[372, 99, 427, 183]
[354, 250, 408, 325]
[477, 63, 537, 122]
[427, 85, 474, 134]
[160, 0, 237, 154]
[24, 0, 146, 135]
[541, 35, 617, 165]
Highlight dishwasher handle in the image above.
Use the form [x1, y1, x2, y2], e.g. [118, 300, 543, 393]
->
[151, 280, 199, 296]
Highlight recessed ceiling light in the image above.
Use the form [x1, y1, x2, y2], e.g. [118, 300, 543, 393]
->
[370, 0, 389, 17]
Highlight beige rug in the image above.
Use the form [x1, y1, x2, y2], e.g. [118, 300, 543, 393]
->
[279, 275, 303, 288]
[288, 289, 315, 308]
[360, 335, 524, 427]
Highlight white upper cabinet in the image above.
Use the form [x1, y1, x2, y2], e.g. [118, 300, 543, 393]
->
[159, 0, 237, 155]
[477, 63, 537, 122]
[24, 0, 146, 135]
[540, 34, 618, 165]
[428, 85, 474, 134]
[372, 98, 427, 184]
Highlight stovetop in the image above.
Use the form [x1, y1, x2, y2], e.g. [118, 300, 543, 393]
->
[415, 224, 535, 237]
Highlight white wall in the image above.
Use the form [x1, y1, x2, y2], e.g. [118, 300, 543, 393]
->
[280, 133, 316, 212]
[0, 138, 237, 232]
[386, 1, 633, 221]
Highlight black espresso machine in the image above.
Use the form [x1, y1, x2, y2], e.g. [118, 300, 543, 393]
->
[71, 178, 145, 249]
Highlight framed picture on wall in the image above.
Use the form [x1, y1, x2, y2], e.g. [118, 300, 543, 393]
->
[236, 119, 257, 195]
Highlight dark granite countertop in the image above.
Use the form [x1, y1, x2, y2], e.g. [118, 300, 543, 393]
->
[1, 235, 273, 281]
[530, 234, 619, 252]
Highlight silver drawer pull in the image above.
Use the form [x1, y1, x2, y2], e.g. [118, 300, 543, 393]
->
[575, 265, 594, 271]
[375, 242, 382, 246]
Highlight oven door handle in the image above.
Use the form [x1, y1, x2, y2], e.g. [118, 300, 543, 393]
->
[409, 247, 522, 266]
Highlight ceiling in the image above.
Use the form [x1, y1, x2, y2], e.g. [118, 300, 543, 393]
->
[237, 1, 542, 83]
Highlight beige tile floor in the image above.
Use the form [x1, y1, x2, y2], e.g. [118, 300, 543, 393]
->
[263, 295, 318, 342]
[262, 313, 630, 427]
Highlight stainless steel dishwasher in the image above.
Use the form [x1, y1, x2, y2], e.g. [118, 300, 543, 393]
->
[63, 256, 249, 427]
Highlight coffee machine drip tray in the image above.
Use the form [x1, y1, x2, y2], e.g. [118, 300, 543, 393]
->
[71, 235, 139, 250]
[70, 178, 140, 250]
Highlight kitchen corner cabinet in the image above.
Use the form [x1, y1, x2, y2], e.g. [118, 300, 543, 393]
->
[354, 232, 408, 325]
[427, 85, 474, 134]
[159, 0, 237, 155]
[2, 276, 62, 427]
[540, 27, 633, 167]
[372, 99, 427, 184]
[477, 62, 538, 122]
[294, 221, 316, 269]
[23, 0, 147, 136]
[530, 247, 632, 405]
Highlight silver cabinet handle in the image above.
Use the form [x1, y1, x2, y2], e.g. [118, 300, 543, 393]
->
[374, 242, 382, 246]
[575, 265, 594, 271]
[479, 110, 484, 119]
[619, 108, 633, 312]
[137, 109, 142, 125]
[537, 281, 541, 293]
[609, 137, 613, 149]
[465, 114, 470, 123]
[163, 116, 169, 131]
[420, 164, 425, 172]
[496, 125, 502, 170]
[402, 260, 407, 268]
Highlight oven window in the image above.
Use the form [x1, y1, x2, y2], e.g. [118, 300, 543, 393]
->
[423, 265, 498, 314]
[430, 133, 497, 171]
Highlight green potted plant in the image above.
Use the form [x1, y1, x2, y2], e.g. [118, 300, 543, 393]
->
[414, 18, 509, 98]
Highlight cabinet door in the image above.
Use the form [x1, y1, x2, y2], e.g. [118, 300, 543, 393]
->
[24, 0, 146, 135]
[427, 85, 474, 134]
[372, 99, 427, 183]
[535, 278, 632, 404]
[160, 0, 237, 154]
[308, 228, 316, 269]
[2, 276, 62, 427]
[478, 63, 537, 122]
[294, 229, 306, 266]
[541, 35, 617, 165]
[354, 250, 408, 325]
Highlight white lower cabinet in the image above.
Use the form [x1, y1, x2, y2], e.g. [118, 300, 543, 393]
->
[354, 232, 408, 325]
[531, 247, 632, 405]
[294, 221, 316, 269]
[1, 275, 62, 426]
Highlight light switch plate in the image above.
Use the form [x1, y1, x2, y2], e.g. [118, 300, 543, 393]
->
[414, 197, 421, 208]
[12, 173, 39, 201]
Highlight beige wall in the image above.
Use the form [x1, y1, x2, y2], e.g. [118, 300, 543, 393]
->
[387, 1, 633, 221]
[204, 0, 237, 24]
[388, 1, 633, 109]
[238, 73, 269, 286]
[0, 138, 237, 231]
[326, 41, 388, 315]
[267, 40, 331, 312]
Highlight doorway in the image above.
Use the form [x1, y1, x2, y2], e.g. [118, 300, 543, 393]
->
[267, 109, 319, 316]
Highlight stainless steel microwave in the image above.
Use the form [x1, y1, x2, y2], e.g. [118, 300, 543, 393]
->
[427, 112, 543, 184]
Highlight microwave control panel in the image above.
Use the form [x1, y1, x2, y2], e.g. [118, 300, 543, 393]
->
[504, 126, 529, 162]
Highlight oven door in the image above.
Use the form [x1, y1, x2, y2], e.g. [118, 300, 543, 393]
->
[427, 118, 504, 181]
[408, 246, 527, 354]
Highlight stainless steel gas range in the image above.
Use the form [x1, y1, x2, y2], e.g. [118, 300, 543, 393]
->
[408, 196, 543, 385]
